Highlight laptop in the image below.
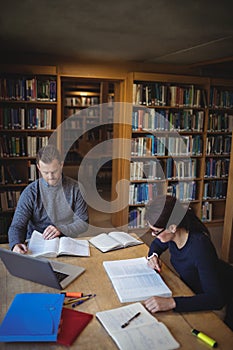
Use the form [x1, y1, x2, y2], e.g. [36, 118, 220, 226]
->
[0, 248, 85, 290]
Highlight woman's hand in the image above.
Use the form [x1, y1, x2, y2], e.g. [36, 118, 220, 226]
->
[144, 296, 176, 313]
[147, 253, 161, 273]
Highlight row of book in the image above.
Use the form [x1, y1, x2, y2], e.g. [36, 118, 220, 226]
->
[209, 87, 233, 109]
[128, 207, 146, 229]
[129, 179, 227, 212]
[28, 163, 37, 182]
[128, 182, 196, 229]
[133, 83, 207, 108]
[64, 106, 100, 119]
[129, 180, 197, 205]
[205, 158, 230, 178]
[166, 158, 197, 179]
[0, 135, 48, 157]
[201, 202, 213, 222]
[0, 107, 54, 130]
[167, 181, 197, 202]
[206, 135, 231, 155]
[129, 182, 164, 205]
[130, 157, 229, 181]
[130, 158, 198, 181]
[129, 180, 227, 205]
[132, 108, 204, 132]
[131, 135, 202, 157]
[65, 96, 99, 107]
[0, 77, 57, 101]
[208, 112, 233, 131]
[0, 162, 37, 185]
[203, 180, 228, 199]
[0, 190, 21, 212]
[128, 200, 214, 229]
[130, 160, 164, 180]
[0, 164, 23, 185]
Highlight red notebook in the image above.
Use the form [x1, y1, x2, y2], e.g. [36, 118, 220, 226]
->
[57, 307, 93, 346]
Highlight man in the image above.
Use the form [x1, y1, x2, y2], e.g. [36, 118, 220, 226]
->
[8, 144, 88, 253]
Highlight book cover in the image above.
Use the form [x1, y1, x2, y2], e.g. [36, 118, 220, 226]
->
[57, 307, 93, 346]
[0, 293, 64, 342]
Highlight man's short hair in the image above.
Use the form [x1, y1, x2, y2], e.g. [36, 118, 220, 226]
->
[36, 145, 62, 164]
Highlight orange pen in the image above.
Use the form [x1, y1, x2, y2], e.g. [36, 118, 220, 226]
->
[61, 292, 83, 298]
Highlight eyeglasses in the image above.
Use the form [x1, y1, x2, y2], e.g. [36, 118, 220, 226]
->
[145, 222, 166, 236]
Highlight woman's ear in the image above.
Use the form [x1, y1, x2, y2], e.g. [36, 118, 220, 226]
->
[169, 224, 177, 234]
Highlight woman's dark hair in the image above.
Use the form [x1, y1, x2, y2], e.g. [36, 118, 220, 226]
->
[145, 195, 210, 236]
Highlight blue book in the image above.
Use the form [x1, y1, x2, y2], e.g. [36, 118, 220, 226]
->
[0, 293, 64, 342]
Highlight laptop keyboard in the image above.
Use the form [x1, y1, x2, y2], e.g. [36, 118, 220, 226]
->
[53, 270, 69, 282]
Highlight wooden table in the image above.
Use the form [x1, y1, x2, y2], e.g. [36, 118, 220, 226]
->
[0, 241, 232, 349]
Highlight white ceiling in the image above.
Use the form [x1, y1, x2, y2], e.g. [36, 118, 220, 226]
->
[1, 0, 233, 73]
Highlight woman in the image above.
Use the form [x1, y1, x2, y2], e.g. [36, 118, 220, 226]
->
[143, 195, 233, 330]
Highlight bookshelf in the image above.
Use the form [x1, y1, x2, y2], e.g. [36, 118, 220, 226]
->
[112, 72, 233, 238]
[204, 79, 233, 225]
[61, 78, 114, 191]
[211, 78, 233, 263]
[0, 66, 58, 242]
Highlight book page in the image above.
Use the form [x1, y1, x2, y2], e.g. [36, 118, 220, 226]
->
[58, 237, 90, 256]
[96, 302, 179, 350]
[89, 233, 122, 252]
[28, 230, 59, 257]
[108, 232, 142, 247]
[103, 257, 172, 302]
[103, 257, 154, 278]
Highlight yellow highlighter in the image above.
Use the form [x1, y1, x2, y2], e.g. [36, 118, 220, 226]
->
[191, 329, 218, 348]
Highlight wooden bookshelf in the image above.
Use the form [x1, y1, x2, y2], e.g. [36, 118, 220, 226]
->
[0, 65, 58, 242]
[210, 78, 233, 263]
[112, 73, 233, 245]
[60, 77, 115, 190]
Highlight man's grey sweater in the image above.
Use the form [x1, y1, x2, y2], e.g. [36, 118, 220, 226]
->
[8, 176, 88, 249]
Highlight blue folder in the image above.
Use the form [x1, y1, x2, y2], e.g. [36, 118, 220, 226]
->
[0, 293, 65, 342]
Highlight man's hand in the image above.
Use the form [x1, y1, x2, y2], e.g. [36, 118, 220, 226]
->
[12, 243, 28, 254]
[43, 225, 61, 240]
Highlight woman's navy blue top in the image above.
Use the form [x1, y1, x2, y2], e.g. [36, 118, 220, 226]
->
[148, 231, 231, 312]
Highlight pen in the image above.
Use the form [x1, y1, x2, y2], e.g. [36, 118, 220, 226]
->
[121, 312, 141, 328]
[191, 329, 218, 348]
[64, 296, 92, 305]
[72, 294, 96, 308]
[64, 293, 94, 303]
[61, 292, 83, 298]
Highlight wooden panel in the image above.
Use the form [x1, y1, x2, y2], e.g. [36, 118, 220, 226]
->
[0, 64, 57, 75]
[222, 132, 233, 262]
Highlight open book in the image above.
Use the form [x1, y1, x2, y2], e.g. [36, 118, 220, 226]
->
[103, 257, 172, 303]
[89, 231, 142, 252]
[28, 230, 90, 258]
[96, 302, 179, 350]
